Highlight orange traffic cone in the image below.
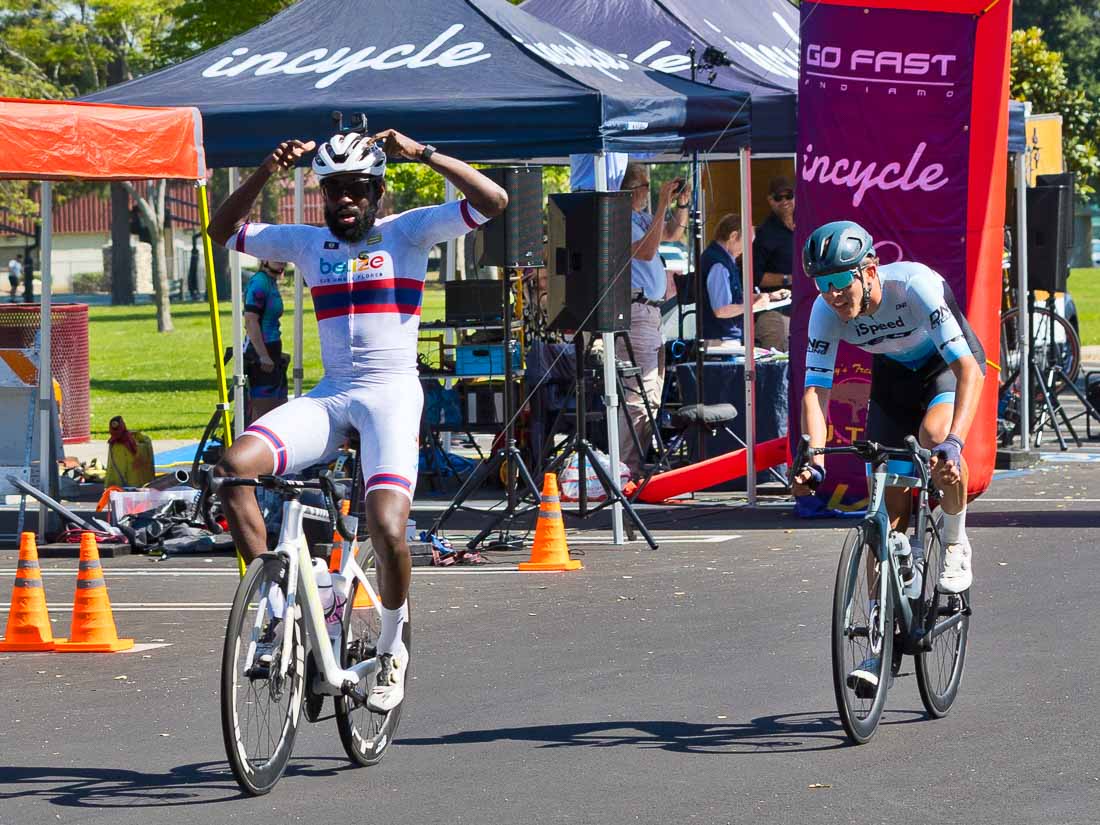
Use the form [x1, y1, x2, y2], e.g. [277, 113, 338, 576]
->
[55, 533, 133, 653]
[0, 532, 61, 652]
[519, 474, 582, 572]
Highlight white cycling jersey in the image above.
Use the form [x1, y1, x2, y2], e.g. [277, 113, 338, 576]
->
[805, 261, 977, 390]
[233, 199, 488, 378]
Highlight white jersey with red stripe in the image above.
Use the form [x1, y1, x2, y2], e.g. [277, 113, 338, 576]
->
[232, 199, 488, 378]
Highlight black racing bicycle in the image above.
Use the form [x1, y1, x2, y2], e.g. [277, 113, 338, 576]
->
[792, 435, 972, 744]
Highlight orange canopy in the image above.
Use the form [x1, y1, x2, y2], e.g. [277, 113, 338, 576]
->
[0, 98, 206, 181]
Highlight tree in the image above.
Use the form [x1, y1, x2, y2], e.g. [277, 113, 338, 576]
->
[154, 0, 296, 64]
[121, 181, 174, 331]
[1014, 1, 1100, 101]
[1011, 27, 1100, 202]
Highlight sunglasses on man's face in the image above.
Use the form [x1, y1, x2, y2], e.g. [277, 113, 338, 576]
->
[772, 191, 794, 202]
[264, 265, 286, 275]
[813, 269, 857, 293]
[321, 177, 377, 201]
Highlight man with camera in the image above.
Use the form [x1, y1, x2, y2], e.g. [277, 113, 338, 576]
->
[617, 161, 690, 479]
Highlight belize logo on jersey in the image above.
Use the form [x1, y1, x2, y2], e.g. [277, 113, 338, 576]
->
[317, 250, 394, 280]
[324, 241, 340, 250]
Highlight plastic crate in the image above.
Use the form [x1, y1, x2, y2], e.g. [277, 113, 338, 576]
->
[454, 342, 520, 376]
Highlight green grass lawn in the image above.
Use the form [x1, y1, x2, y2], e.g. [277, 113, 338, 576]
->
[1068, 267, 1100, 346]
[87, 284, 445, 440]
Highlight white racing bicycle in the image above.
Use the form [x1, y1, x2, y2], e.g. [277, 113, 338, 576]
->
[198, 466, 410, 795]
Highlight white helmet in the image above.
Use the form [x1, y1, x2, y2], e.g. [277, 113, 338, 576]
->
[311, 131, 387, 179]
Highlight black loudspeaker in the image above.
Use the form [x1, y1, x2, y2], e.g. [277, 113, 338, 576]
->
[546, 191, 633, 333]
[476, 166, 544, 268]
[1026, 172, 1074, 293]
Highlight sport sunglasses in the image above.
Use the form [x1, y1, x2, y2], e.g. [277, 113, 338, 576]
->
[813, 269, 857, 293]
[321, 177, 378, 200]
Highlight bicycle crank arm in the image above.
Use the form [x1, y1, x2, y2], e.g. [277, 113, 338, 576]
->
[342, 680, 369, 706]
[917, 610, 967, 650]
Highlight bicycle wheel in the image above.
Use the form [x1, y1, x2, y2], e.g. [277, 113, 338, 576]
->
[335, 539, 411, 766]
[914, 514, 969, 717]
[221, 556, 305, 796]
[832, 524, 894, 744]
[1000, 305, 1080, 396]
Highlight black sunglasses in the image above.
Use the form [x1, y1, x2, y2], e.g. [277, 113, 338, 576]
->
[772, 191, 794, 202]
[264, 264, 286, 275]
[321, 177, 379, 201]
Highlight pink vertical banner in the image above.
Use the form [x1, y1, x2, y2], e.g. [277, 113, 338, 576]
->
[790, 1, 977, 514]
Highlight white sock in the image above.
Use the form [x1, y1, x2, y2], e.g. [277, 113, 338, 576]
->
[941, 508, 966, 545]
[377, 601, 408, 657]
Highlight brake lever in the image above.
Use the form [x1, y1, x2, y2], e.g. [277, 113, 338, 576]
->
[318, 469, 356, 542]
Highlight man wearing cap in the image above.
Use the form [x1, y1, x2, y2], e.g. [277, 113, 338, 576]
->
[751, 176, 796, 351]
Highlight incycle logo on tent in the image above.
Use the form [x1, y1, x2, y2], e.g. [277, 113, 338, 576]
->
[511, 31, 632, 81]
[200, 24, 491, 89]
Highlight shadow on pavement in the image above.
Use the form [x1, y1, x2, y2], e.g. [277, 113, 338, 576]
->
[0, 756, 354, 809]
[400, 709, 926, 755]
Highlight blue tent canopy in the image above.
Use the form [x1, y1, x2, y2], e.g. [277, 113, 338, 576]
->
[82, 0, 749, 168]
[523, 0, 797, 153]
[522, 0, 1026, 154]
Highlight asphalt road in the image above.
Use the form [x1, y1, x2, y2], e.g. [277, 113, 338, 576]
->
[1, 454, 1098, 824]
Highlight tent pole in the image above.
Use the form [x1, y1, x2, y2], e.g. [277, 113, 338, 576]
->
[739, 147, 757, 505]
[691, 150, 706, 461]
[293, 167, 305, 397]
[1014, 150, 1030, 445]
[37, 181, 53, 542]
[228, 167, 245, 437]
[594, 153, 625, 544]
[196, 181, 233, 447]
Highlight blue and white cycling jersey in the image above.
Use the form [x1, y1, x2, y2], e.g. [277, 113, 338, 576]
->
[233, 199, 488, 379]
[804, 261, 976, 390]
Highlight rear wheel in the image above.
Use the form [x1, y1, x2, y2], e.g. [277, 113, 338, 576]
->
[221, 555, 305, 795]
[832, 525, 894, 744]
[335, 538, 411, 766]
[915, 514, 969, 717]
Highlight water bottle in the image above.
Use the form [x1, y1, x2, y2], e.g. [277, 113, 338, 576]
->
[887, 530, 915, 590]
[327, 573, 347, 649]
[311, 557, 339, 616]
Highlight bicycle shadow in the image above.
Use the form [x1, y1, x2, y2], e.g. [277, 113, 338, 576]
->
[400, 709, 926, 755]
[0, 756, 355, 809]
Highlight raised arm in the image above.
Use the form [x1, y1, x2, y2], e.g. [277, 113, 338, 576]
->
[207, 140, 316, 246]
[372, 129, 507, 218]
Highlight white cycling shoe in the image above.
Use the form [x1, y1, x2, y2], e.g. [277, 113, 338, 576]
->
[846, 657, 881, 700]
[366, 646, 407, 713]
[938, 539, 973, 593]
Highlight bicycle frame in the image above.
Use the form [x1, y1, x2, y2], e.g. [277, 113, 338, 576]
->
[247, 498, 383, 699]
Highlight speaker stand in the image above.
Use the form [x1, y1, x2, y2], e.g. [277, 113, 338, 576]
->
[542, 335, 658, 550]
[429, 269, 542, 551]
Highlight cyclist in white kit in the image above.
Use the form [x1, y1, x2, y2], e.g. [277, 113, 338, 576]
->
[207, 127, 507, 712]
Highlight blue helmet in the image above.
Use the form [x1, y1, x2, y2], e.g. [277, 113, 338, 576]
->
[802, 221, 875, 277]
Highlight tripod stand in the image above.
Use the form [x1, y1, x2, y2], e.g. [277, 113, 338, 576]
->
[542, 334, 658, 550]
[1012, 292, 1100, 449]
[429, 269, 542, 551]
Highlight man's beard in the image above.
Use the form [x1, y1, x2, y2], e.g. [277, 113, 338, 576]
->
[324, 203, 378, 242]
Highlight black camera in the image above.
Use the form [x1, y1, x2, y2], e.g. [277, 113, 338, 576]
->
[331, 110, 369, 134]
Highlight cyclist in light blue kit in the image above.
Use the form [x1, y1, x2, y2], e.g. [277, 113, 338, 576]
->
[791, 221, 985, 693]
[208, 128, 507, 713]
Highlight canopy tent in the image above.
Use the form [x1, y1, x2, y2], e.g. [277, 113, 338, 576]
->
[83, 0, 752, 166]
[523, 0, 798, 153]
[0, 98, 228, 539]
[82, 0, 757, 543]
[521, 0, 1027, 154]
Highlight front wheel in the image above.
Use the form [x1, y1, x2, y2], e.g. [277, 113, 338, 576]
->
[914, 515, 969, 717]
[221, 555, 305, 796]
[832, 524, 894, 744]
[335, 538, 411, 766]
